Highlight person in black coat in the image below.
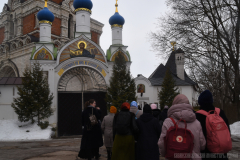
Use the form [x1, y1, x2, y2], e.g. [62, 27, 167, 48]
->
[196, 90, 230, 160]
[78, 99, 103, 160]
[160, 105, 168, 121]
[136, 104, 162, 160]
[150, 104, 161, 120]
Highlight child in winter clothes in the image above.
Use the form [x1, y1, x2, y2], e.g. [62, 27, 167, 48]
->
[101, 106, 117, 160]
[158, 94, 206, 160]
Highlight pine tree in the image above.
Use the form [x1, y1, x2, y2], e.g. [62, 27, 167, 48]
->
[105, 53, 136, 110]
[159, 69, 179, 109]
[12, 63, 54, 125]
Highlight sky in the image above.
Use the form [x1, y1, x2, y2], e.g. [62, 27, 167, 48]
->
[0, 0, 169, 78]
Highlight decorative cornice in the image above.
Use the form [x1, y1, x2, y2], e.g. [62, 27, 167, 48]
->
[39, 20, 52, 25]
[111, 24, 123, 28]
[74, 8, 92, 14]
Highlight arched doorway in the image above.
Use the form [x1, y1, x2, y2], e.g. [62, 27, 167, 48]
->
[57, 67, 107, 136]
[0, 66, 16, 78]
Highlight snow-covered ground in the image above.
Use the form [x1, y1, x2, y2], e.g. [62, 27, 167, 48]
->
[0, 120, 52, 141]
[230, 121, 240, 140]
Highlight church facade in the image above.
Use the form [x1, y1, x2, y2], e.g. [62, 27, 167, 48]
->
[135, 48, 197, 109]
[0, 0, 132, 136]
[0, 0, 196, 136]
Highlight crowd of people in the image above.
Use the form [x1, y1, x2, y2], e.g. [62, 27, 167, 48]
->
[78, 90, 232, 160]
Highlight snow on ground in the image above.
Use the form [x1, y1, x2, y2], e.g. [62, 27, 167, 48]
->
[230, 121, 240, 137]
[0, 119, 52, 141]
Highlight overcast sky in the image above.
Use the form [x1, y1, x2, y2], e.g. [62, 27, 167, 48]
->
[0, 0, 169, 78]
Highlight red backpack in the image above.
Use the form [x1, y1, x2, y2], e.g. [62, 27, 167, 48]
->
[164, 118, 194, 160]
[197, 108, 232, 153]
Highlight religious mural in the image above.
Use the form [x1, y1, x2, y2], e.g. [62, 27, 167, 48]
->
[111, 51, 128, 61]
[137, 84, 145, 93]
[34, 48, 53, 60]
[60, 39, 106, 63]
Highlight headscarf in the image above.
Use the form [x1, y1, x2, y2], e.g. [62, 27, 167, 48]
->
[150, 104, 157, 110]
[130, 101, 138, 108]
[110, 106, 117, 114]
[121, 102, 130, 110]
[172, 94, 190, 105]
[143, 104, 152, 113]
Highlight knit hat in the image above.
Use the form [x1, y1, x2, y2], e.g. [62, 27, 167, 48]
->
[198, 90, 213, 106]
[110, 106, 117, 114]
[150, 104, 157, 110]
[121, 102, 130, 110]
[164, 105, 169, 109]
[130, 101, 138, 108]
[143, 104, 152, 113]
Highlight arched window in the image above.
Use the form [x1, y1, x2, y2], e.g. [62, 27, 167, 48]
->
[68, 14, 73, 38]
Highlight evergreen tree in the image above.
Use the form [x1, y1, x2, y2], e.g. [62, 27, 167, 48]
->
[159, 69, 179, 109]
[12, 63, 54, 125]
[105, 53, 136, 110]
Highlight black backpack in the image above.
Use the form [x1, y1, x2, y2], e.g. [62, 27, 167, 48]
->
[115, 112, 131, 135]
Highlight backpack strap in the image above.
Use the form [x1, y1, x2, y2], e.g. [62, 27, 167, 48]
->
[196, 110, 209, 116]
[215, 107, 220, 115]
[170, 117, 177, 127]
[135, 110, 139, 117]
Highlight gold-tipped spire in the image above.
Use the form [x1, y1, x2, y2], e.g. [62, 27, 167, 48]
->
[44, 0, 48, 8]
[115, 0, 118, 12]
[170, 41, 176, 51]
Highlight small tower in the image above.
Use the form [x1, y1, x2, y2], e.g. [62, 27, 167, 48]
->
[109, 0, 125, 45]
[37, 0, 54, 43]
[73, 0, 93, 38]
[175, 48, 185, 80]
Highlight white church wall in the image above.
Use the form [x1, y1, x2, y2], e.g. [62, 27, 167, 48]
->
[0, 85, 19, 120]
[179, 86, 194, 105]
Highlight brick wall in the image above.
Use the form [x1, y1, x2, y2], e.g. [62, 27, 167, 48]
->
[52, 17, 61, 36]
[23, 13, 37, 35]
[51, 0, 63, 4]
[0, 27, 4, 44]
[91, 31, 100, 45]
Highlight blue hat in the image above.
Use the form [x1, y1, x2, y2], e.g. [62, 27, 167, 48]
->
[130, 101, 138, 108]
[198, 90, 213, 106]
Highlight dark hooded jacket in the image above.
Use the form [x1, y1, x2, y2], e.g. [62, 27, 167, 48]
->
[152, 109, 161, 120]
[136, 113, 162, 160]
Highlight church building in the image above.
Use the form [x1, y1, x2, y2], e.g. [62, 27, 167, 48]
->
[0, 0, 196, 136]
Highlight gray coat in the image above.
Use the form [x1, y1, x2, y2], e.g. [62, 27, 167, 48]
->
[130, 106, 143, 119]
[101, 113, 115, 147]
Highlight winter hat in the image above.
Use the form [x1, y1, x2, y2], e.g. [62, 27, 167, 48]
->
[130, 101, 138, 108]
[172, 94, 190, 105]
[121, 102, 130, 110]
[150, 104, 157, 110]
[110, 106, 117, 114]
[198, 90, 213, 106]
[143, 104, 152, 113]
[164, 105, 169, 109]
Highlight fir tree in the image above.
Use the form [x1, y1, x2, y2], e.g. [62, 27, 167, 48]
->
[12, 63, 54, 125]
[105, 53, 136, 110]
[159, 69, 179, 109]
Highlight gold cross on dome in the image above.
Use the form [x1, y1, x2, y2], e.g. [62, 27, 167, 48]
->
[115, 0, 118, 12]
[170, 41, 176, 51]
[44, 0, 48, 8]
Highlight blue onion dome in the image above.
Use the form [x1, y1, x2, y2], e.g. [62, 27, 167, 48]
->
[73, 0, 93, 10]
[109, 12, 125, 26]
[37, 7, 55, 22]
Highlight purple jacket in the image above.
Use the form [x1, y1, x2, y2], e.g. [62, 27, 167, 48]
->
[158, 103, 206, 160]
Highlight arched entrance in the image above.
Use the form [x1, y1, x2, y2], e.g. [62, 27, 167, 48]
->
[57, 66, 107, 136]
[0, 66, 16, 78]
